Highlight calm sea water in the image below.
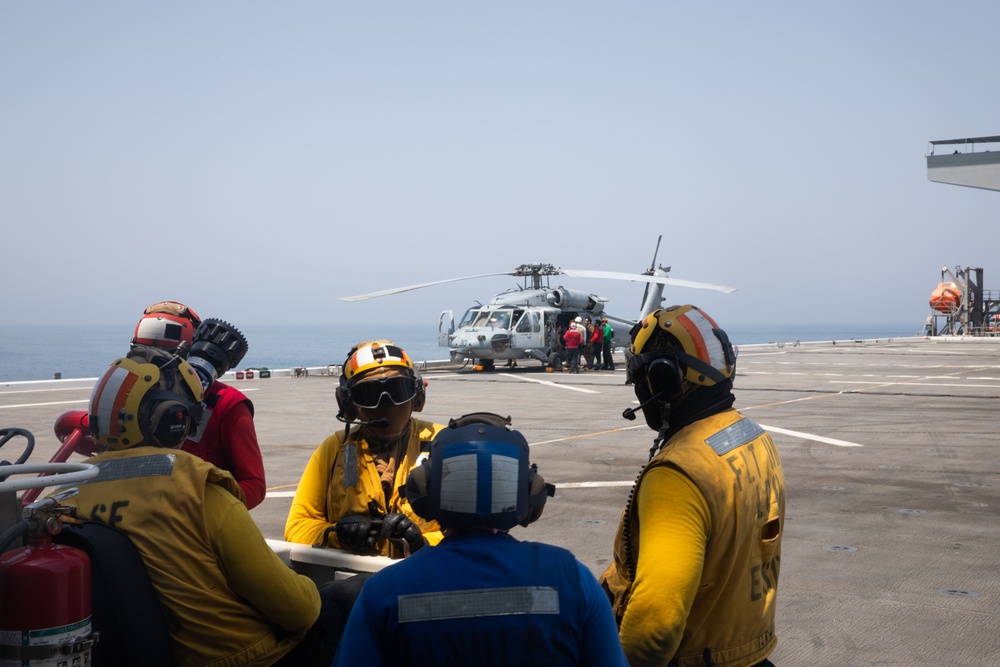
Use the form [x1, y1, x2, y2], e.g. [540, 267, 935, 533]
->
[0, 322, 919, 383]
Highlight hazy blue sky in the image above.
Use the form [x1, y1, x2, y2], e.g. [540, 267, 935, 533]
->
[2, 2, 997, 331]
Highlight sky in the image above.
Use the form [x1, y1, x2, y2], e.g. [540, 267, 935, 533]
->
[2, 2, 998, 331]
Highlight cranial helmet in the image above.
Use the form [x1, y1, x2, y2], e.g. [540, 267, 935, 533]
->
[336, 340, 425, 422]
[404, 413, 554, 531]
[89, 349, 204, 450]
[343, 339, 414, 381]
[625, 305, 736, 430]
[628, 305, 735, 387]
[131, 301, 202, 351]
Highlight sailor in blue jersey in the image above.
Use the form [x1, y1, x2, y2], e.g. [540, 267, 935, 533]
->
[332, 413, 627, 667]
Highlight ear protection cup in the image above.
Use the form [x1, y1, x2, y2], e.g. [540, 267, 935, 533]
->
[404, 459, 433, 521]
[646, 356, 685, 403]
[144, 392, 196, 448]
[412, 373, 426, 412]
[336, 374, 358, 422]
[632, 356, 684, 431]
[523, 464, 554, 527]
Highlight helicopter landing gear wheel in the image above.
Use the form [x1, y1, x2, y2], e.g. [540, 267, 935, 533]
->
[547, 352, 562, 370]
[477, 359, 495, 371]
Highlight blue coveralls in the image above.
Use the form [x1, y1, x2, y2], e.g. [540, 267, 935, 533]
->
[332, 530, 627, 667]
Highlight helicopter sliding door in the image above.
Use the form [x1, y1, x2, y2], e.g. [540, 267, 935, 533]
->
[438, 310, 454, 347]
[511, 310, 543, 350]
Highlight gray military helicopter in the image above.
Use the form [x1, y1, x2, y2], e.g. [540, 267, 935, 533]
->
[340, 238, 736, 370]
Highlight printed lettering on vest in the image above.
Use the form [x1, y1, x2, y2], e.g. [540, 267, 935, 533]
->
[750, 555, 780, 601]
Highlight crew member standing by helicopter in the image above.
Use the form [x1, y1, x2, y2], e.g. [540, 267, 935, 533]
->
[584, 316, 598, 370]
[601, 317, 616, 370]
[563, 321, 583, 373]
[285, 340, 447, 558]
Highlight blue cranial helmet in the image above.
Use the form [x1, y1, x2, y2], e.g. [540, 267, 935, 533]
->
[404, 413, 553, 531]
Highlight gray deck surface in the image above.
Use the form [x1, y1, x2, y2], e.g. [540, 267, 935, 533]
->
[4, 336, 998, 666]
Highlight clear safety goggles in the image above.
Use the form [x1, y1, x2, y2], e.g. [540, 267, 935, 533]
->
[350, 376, 418, 409]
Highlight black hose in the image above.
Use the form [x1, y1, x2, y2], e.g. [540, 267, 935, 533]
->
[0, 521, 29, 553]
[0, 428, 35, 467]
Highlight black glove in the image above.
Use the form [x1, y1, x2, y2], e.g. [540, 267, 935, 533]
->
[334, 515, 377, 550]
[379, 513, 428, 554]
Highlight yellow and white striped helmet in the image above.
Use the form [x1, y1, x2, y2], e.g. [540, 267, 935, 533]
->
[343, 340, 414, 383]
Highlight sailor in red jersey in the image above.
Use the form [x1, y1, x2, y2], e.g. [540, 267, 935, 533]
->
[131, 301, 266, 509]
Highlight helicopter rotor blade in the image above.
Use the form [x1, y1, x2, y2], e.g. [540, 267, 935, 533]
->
[339, 272, 515, 302]
[561, 269, 737, 294]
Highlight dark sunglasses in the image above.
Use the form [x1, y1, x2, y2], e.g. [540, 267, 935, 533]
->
[350, 376, 418, 409]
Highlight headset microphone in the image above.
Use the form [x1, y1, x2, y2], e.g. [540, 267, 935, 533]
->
[336, 413, 390, 428]
[622, 390, 665, 421]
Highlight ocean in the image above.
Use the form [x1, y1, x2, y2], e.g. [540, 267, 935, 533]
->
[0, 322, 919, 383]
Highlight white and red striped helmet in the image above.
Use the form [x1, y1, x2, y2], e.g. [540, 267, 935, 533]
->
[628, 305, 736, 387]
[131, 301, 202, 351]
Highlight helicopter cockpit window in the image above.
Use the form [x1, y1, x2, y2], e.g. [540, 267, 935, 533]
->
[490, 311, 512, 330]
[459, 308, 484, 328]
[515, 310, 538, 333]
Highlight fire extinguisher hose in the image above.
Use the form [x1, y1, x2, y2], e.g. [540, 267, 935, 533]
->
[0, 522, 28, 552]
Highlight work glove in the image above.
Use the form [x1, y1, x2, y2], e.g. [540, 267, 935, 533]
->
[379, 513, 428, 555]
[334, 515, 377, 550]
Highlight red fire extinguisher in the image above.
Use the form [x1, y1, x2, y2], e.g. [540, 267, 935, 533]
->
[0, 490, 94, 665]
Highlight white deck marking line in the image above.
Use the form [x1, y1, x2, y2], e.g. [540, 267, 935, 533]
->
[555, 481, 635, 488]
[0, 387, 93, 395]
[0, 400, 89, 409]
[758, 424, 863, 448]
[742, 394, 833, 409]
[265, 480, 639, 499]
[836, 381, 1000, 389]
[529, 424, 646, 447]
[498, 373, 599, 394]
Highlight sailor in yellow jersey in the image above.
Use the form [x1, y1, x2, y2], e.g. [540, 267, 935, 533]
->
[601, 305, 785, 667]
[285, 340, 446, 558]
[61, 348, 349, 666]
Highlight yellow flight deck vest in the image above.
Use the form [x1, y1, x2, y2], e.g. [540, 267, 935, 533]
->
[285, 418, 446, 557]
[60, 447, 307, 667]
[603, 409, 785, 667]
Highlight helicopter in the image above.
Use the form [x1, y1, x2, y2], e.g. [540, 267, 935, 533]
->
[340, 238, 737, 370]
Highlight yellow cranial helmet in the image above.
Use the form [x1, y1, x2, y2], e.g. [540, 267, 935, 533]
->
[342, 340, 414, 383]
[629, 305, 736, 387]
[89, 353, 204, 450]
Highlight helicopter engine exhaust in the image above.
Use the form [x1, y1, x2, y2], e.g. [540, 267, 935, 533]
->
[546, 287, 604, 315]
